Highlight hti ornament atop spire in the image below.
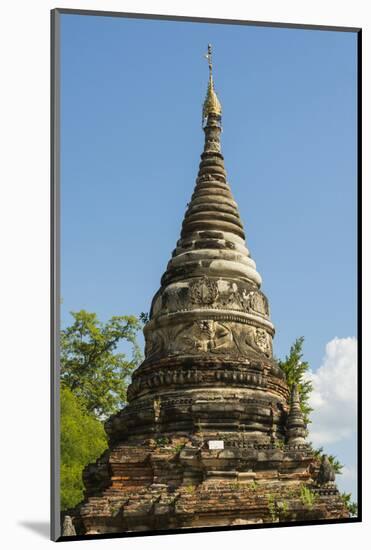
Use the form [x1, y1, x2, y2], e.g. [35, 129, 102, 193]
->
[202, 43, 222, 127]
[205, 42, 212, 70]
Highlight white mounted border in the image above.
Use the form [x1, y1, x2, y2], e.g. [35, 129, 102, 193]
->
[0, 1, 368, 549]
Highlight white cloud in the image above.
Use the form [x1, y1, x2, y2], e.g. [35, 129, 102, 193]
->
[305, 337, 357, 446]
[341, 465, 357, 482]
[336, 464, 358, 499]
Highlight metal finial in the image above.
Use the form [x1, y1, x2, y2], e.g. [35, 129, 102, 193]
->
[202, 43, 222, 125]
[205, 43, 213, 74]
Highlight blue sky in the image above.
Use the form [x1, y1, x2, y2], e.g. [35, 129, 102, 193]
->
[60, 14, 357, 500]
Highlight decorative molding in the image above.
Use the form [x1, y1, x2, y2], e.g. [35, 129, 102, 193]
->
[189, 276, 219, 305]
[127, 363, 290, 400]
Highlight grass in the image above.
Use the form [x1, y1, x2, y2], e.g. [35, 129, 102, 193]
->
[300, 485, 317, 510]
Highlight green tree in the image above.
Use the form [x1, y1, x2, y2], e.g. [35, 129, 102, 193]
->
[312, 447, 344, 474]
[340, 492, 358, 517]
[61, 310, 142, 418]
[279, 336, 313, 424]
[139, 311, 149, 324]
[60, 386, 108, 510]
[280, 339, 347, 487]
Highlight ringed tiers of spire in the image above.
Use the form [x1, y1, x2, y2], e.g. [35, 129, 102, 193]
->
[160, 110, 262, 289]
[159, 43, 261, 289]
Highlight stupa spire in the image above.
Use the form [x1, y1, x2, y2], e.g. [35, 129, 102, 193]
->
[134, 43, 279, 393]
[159, 43, 262, 290]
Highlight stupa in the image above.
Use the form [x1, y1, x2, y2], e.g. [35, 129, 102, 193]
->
[69, 45, 348, 536]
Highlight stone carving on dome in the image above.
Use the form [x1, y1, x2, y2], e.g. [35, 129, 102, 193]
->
[230, 325, 267, 357]
[254, 328, 271, 357]
[161, 287, 187, 313]
[239, 288, 254, 311]
[221, 281, 240, 308]
[145, 317, 274, 360]
[249, 291, 269, 316]
[145, 329, 165, 357]
[189, 276, 219, 305]
[173, 319, 233, 354]
[220, 285, 269, 317]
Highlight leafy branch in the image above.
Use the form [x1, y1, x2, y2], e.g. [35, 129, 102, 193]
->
[278, 336, 313, 425]
[61, 310, 143, 418]
[340, 492, 358, 516]
[312, 446, 344, 474]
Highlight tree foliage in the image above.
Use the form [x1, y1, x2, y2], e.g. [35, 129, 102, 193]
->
[60, 310, 144, 510]
[139, 311, 149, 324]
[61, 310, 142, 418]
[278, 336, 313, 424]
[279, 339, 356, 506]
[312, 446, 344, 474]
[340, 492, 358, 517]
[60, 386, 108, 510]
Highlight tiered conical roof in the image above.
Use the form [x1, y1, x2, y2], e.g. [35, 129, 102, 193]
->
[161, 115, 262, 288]
[161, 45, 262, 289]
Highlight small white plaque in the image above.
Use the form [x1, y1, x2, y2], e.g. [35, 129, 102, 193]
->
[208, 440, 224, 450]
